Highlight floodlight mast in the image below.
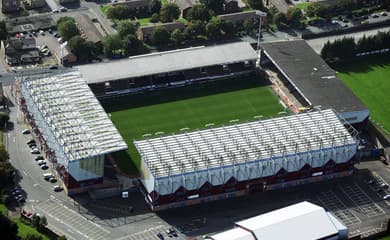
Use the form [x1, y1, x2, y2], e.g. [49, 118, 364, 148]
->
[255, 10, 267, 54]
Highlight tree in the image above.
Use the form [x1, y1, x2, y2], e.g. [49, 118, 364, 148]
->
[150, 13, 160, 23]
[273, 12, 287, 28]
[68, 36, 99, 61]
[206, 21, 222, 40]
[186, 4, 211, 22]
[184, 20, 206, 39]
[56, 16, 75, 27]
[0, 144, 9, 162]
[221, 20, 234, 37]
[0, 212, 18, 240]
[102, 34, 124, 57]
[149, 0, 162, 14]
[0, 21, 8, 40]
[57, 236, 67, 240]
[285, 7, 302, 26]
[0, 162, 13, 188]
[160, 3, 180, 22]
[122, 34, 143, 55]
[199, 0, 224, 14]
[0, 112, 9, 127]
[243, 19, 254, 34]
[106, 5, 130, 20]
[39, 216, 47, 228]
[306, 2, 330, 18]
[170, 29, 185, 44]
[150, 26, 171, 45]
[246, 0, 264, 10]
[338, 0, 358, 11]
[23, 234, 43, 240]
[116, 20, 137, 37]
[57, 20, 80, 41]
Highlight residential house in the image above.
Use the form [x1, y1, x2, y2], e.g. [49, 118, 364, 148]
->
[218, 10, 258, 26]
[112, 0, 151, 16]
[174, 0, 196, 18]
[4, 37, 40, 65]
[54, 45, 77, 65]
[1, 0, 20, 13]
[26, 0, 46, 8]
[137, 22, 185, 42]
[74, 14, 104, 46]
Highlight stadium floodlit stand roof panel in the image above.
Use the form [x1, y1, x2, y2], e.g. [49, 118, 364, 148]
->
[20, 71, 127, 161]
[77, 42, 258, 84]
[135, 109, 356, 179]
[260, 40, 367, 113]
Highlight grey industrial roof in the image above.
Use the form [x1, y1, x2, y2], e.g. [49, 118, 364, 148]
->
[78, 42, 258, 84]
[135, 109, 357, 178]
[260, 40, 367, 113]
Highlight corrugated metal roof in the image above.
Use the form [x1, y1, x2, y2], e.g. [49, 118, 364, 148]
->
[20, 71, 128, 161]
[135, 109, 357, 178]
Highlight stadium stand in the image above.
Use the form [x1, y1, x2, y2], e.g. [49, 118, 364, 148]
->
[15, 71, 127, 194]
[78, 42, 258, 98]
[135, 109, 359, 210]
[260, 40, 369, 129]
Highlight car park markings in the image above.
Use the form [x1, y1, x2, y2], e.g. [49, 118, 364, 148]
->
[36, 199, 110, 240]
[317, 190, 361, 227]
[340, 183, 385, 217]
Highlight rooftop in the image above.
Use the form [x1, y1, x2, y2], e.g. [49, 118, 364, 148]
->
[74, 14, 104, 44]
[139, 21, 185, 36]
[135, 109, 357, 178]
[234, 201, 345, 240]
[260, 40, 367, 113]
[77, 42, 258, 84]
[19, 71, 127, 161]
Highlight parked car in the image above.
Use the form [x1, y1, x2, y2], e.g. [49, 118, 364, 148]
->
[371, 14, 379, 18]
[49, 65, 58, 69]
[381, 12, 388, 16]
[380, 183, 389, 189]
[41, 164, 49, 170]
[26, 139, 35, 145]
[54, 32, 60, 38]
[37, 160, 46, 166]
[384, 195, 390, 200]
[39, 30, 45, 36]
[35, 155, 44, 161]
[52, 9, 59, 13]
[22, 129, 30, 134]
[31, 149, 40, 154]
[59, 7, 67, 12]
[49, 177, 57, 183]
[156, 232, 164, 240]
[29, 143, 37, 149]
[53, 185, 63, 192]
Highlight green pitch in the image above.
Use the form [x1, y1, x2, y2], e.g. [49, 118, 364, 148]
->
[103, 76, 285, 174]
[333, 55, 390, 132]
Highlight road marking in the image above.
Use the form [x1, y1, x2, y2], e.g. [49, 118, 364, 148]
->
[13, 136, 15, 143]
[33, 183, 39, 187]
[22, 170, 27, 176]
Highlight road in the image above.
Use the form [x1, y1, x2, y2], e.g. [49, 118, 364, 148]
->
[306, 26, 390, 54]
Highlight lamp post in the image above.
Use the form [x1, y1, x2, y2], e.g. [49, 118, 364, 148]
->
[255, 10, 267, 54]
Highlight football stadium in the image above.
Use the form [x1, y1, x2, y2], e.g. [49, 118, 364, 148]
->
[14, 40, 368, 210]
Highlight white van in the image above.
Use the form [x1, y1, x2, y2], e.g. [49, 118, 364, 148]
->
[43, 173, 54, 180]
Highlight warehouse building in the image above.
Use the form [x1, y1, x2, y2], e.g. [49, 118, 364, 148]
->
[135, 109, 359, 210]
[260, 40, 369, 129]
[210, 201, 348, 240]
[15, 71, 127, 194]
[77, 42, 258, 98]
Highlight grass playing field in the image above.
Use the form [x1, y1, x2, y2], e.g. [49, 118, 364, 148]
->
[103, 76, 285, 174]
[332, 55, 390, 132]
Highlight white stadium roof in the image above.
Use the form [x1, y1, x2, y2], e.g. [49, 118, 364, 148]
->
[211, 227, 254, 240]
[77, 42, 258, 84]
[20, 71, 127, 161]
[135, 109, 357, 179]
[211, 201, 347, 240]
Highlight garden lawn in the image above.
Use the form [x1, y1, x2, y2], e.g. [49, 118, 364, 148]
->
[105, 76, 285, 174]
[14, 219, 49, 240]
[333, 55, 390, 132]
[137, 17, 151, 26]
